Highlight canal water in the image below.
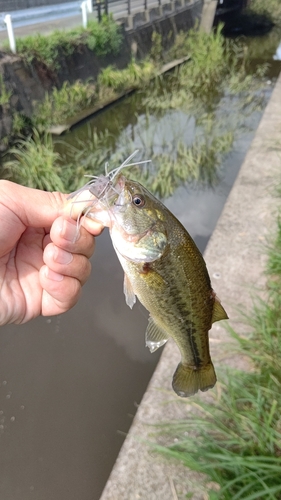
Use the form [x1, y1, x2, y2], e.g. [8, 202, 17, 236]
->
[1, 27, 281, 500]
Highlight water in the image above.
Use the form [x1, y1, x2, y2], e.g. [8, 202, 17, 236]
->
[0, 30, 281, 500]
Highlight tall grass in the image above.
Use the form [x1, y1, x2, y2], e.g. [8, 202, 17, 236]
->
[33, 81, 97, 129]
[153, 206, 281, 498]
[97, 60, 156, 92]
[1, 130, 65, 191]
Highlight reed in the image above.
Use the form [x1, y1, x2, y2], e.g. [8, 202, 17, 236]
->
[33, 81, 97, 129]
[1, 130, 64, 191]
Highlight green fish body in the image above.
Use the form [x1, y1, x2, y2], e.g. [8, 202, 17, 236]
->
[89, 175, 228, 397]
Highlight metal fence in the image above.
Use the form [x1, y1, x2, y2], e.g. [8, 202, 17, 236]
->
[0, 0, 197, 52]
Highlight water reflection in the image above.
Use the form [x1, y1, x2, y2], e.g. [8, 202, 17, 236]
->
[57, 71, 268, 201]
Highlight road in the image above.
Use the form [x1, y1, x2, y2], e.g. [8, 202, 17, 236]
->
[0, 0, 165, 44]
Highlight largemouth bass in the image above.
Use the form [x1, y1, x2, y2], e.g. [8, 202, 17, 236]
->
[69, 168, 228, 397]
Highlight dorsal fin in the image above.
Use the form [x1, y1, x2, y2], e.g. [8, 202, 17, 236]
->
[212, 296, 228, 324]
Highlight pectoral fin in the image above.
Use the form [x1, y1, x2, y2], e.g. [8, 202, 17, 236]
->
[145, 316, 169, 353]
[123, 273, 136, 309]
[212, 296, 228, 324]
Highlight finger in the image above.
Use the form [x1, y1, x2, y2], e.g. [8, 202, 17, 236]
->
[39, 265, 82, 315]
[80, 216, 105, 236]
[62, 191, 109, 230]
[62, 189, 96, 220]
[43, 242, 92, 286]
[50, 216, 102, 258]
[43, 234, 51, 250]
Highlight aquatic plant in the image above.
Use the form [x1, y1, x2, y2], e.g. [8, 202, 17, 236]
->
[33, 80, 97, 129]
[153, 204, 281, 499]
[1, 130, 65, 191]
[61, 127, 113, 192]
[150, 31, 164, 65]
[97, 60, 156, 92]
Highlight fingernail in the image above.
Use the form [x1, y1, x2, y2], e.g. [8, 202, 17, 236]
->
[61, 219, 80, 242]
[45, 268, 64, 282]
[54, 248, 73, 265]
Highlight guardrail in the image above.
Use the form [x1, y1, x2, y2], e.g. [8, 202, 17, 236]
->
[0, 14, 16, 52]
[0, 0, 196, 52]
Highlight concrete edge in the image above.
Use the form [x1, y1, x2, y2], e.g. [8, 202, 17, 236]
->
[99, 74, 281, 500]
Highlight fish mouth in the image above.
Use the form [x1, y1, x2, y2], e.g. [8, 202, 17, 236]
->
[113, 176, 130, 208]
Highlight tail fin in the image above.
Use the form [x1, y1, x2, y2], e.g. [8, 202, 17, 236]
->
[172, 362, 217, 398]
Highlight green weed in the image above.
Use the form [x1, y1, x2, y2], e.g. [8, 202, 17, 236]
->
[10, 16, 122, 71]
[0, 75, 12, 106]
[249, 0, 281, 25]
[97, 59, 156, 92]
[1, 130, 65, 191]
[150, 31, 163, 65]
[33, 80, 97, 128]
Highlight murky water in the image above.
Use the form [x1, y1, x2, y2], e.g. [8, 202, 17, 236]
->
[1, 29, 281, 500]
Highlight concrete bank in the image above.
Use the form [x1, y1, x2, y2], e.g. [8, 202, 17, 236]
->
[100, 74, 281, 499]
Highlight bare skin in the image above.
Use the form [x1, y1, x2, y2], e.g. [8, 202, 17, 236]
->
[0, 180, 103, 325]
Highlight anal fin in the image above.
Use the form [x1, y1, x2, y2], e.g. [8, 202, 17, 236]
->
[145, 316, 169, 353]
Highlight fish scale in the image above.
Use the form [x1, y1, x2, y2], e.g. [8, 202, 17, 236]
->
[69, 169, 228, 397]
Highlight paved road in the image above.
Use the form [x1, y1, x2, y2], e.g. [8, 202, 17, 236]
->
[0, 0, 167, 44]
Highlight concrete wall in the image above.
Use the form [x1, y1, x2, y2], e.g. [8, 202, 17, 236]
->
[0, 0, 203, 149]
[0, 0, 71, 11]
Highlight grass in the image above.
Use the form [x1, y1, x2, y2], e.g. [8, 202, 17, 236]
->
[0, 74, 12, 106]
[152, 203, 281, 497]
[33, 80, 97, 129]
[1, 130, 65, 191]
[125, 123, 234, 198]
[249, 0, 281, 25]
[97, 59, 156, 93]
[8, 15, 123, 71]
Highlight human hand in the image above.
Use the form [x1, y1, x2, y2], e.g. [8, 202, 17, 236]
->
[0, 180, 103, 325]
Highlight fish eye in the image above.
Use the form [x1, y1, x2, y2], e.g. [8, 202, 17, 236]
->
[132, 194, 145, 207]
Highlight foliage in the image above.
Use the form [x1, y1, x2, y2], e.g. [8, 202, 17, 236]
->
[33, 80, 97, 128]
[84, 16, 123, 55]
[11, 16, 122, 70]
[175, 24, 234, 96]
[165, 30, 192, 60]
[153, 199, 281, 498]
[249, 0, 281, 25]
[0, 74, 12, 106]
[1, 130, 65, 191]
[97, 60, 156, 92]
[127, 127, 234, 198]
[150, 31, 163, 65]
[11, 112, 30, 136]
